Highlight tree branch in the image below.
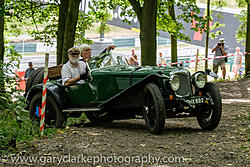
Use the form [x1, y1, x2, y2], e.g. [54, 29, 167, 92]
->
[30, 0, 39, 35]
[128, 0, 142, 22]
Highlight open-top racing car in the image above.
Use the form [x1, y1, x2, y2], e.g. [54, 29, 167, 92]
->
[25, 51, 222, 134]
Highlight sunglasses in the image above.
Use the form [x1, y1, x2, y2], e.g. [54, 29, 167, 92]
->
[72, 52, 80, 55]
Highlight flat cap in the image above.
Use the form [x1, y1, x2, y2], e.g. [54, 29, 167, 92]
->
[68, 47, 80, 54]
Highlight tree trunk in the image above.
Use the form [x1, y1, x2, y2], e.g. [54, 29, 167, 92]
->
[168, 0, 177, 65]
[0, 0, 5, 92]
[57, 0, 69, 65]
[61, 0, 81, 64]
[205, 0, 210, 81]
[140, 0, 157, 66]
[0, 0, 4, 63]
[245, 2, 250, 77]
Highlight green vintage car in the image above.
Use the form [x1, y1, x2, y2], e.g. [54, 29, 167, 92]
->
[26, 52, 222, 134]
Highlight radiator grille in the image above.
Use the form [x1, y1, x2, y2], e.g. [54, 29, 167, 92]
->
[176, 73, 192, 97]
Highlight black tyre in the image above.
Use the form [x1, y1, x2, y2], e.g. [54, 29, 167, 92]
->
[29, 93, 65, 128]
[25, 67, 44, 93]
[196, 82, 222, 130]
[85, 110, 114, 124]
[143, 83, 165, 134]
[32, 70, 44, 86]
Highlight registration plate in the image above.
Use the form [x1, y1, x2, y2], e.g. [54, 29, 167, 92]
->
[185, 97, 207, 105]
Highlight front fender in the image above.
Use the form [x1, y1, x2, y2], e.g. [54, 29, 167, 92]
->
[26, 83, 69, 109]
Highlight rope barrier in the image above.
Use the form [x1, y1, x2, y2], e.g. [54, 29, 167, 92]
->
[159, 52, 249, 66]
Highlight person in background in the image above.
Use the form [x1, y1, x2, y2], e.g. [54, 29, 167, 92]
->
[128, 48, 139, 66]
[212, 38, 229, 79]
[24, 62, 35, 82]
[232, 47, 243, 76]
[157, 52, 166, 66]
[61, 47, 88, 86]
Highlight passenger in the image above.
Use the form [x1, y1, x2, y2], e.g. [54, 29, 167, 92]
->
[79, 44, 116, 62]
[61, 47, 88, 86]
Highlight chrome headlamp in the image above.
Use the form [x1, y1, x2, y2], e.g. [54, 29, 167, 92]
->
[193, 73, 206, 88]
[170, 75, 180, 91]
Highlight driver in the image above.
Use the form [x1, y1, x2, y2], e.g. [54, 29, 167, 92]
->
[79, 44, 116, 62]
[61, 47, 88, 86]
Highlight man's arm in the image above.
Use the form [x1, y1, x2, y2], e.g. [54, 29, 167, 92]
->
[130, 55, 137, 62]
[212, 45, 217, 53]
[64, 77, 81, 86]
[100, 45, 116, 54]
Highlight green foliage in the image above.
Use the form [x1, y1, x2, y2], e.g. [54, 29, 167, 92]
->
[0, 102, 39, 154]
[0, 43, 57, 154]
[4, 0, 58, 45]
[0, 44, 40, 154]
[235, 0, 247, 8]
[66, 113, 87, 127]
[89, 0, 115, 36]
[208, 0, 227, 39]
[212, 0, 228, 7]
[235, 4, 247, 45]
[75, 12, 94, 46]
[4, 0, 93, 47]
[114, 0, 208, 41]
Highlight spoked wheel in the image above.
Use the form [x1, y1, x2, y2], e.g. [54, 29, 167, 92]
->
[143, 83, 165, 134]
[196, 82, 222, 130]
[29, 93, 65, 128]
[85, 110, 114, 124]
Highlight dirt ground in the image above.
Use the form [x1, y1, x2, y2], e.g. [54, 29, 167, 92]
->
[2, 79, 249, 167]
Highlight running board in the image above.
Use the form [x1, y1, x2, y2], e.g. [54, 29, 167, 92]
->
[62, 108, 101, 113]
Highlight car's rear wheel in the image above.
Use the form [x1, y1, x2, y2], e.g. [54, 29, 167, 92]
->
[85, 110, 114, 124]
[196, 82, 222, 130]
[29, 93, 65, 128]
[143, 83, 165, 134]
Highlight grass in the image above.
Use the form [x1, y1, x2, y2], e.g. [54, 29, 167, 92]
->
[85, 23, 139, 39]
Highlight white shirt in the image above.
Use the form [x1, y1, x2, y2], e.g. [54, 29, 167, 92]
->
[61, 61, 86, 85]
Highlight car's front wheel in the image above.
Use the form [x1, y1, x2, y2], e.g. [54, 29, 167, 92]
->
[196, 82, 222, 130]
[29, 93, 65, 128]
[143, 83, 165, 134]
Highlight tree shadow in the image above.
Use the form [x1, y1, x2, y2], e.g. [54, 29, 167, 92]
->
[82, 119, 205, 136]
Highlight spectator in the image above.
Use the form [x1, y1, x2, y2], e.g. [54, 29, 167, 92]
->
[24, 62, 35, 82]
[157, 52, 166, 66]
[61, 47, 88, 86]
[128, 48, 139, 66]
[212, 38, 229, 79]
[232, 47, 243, 76]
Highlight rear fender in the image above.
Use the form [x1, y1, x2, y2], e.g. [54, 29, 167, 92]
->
[98, 73, 163, 109]
[26, 83, 68, 109]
